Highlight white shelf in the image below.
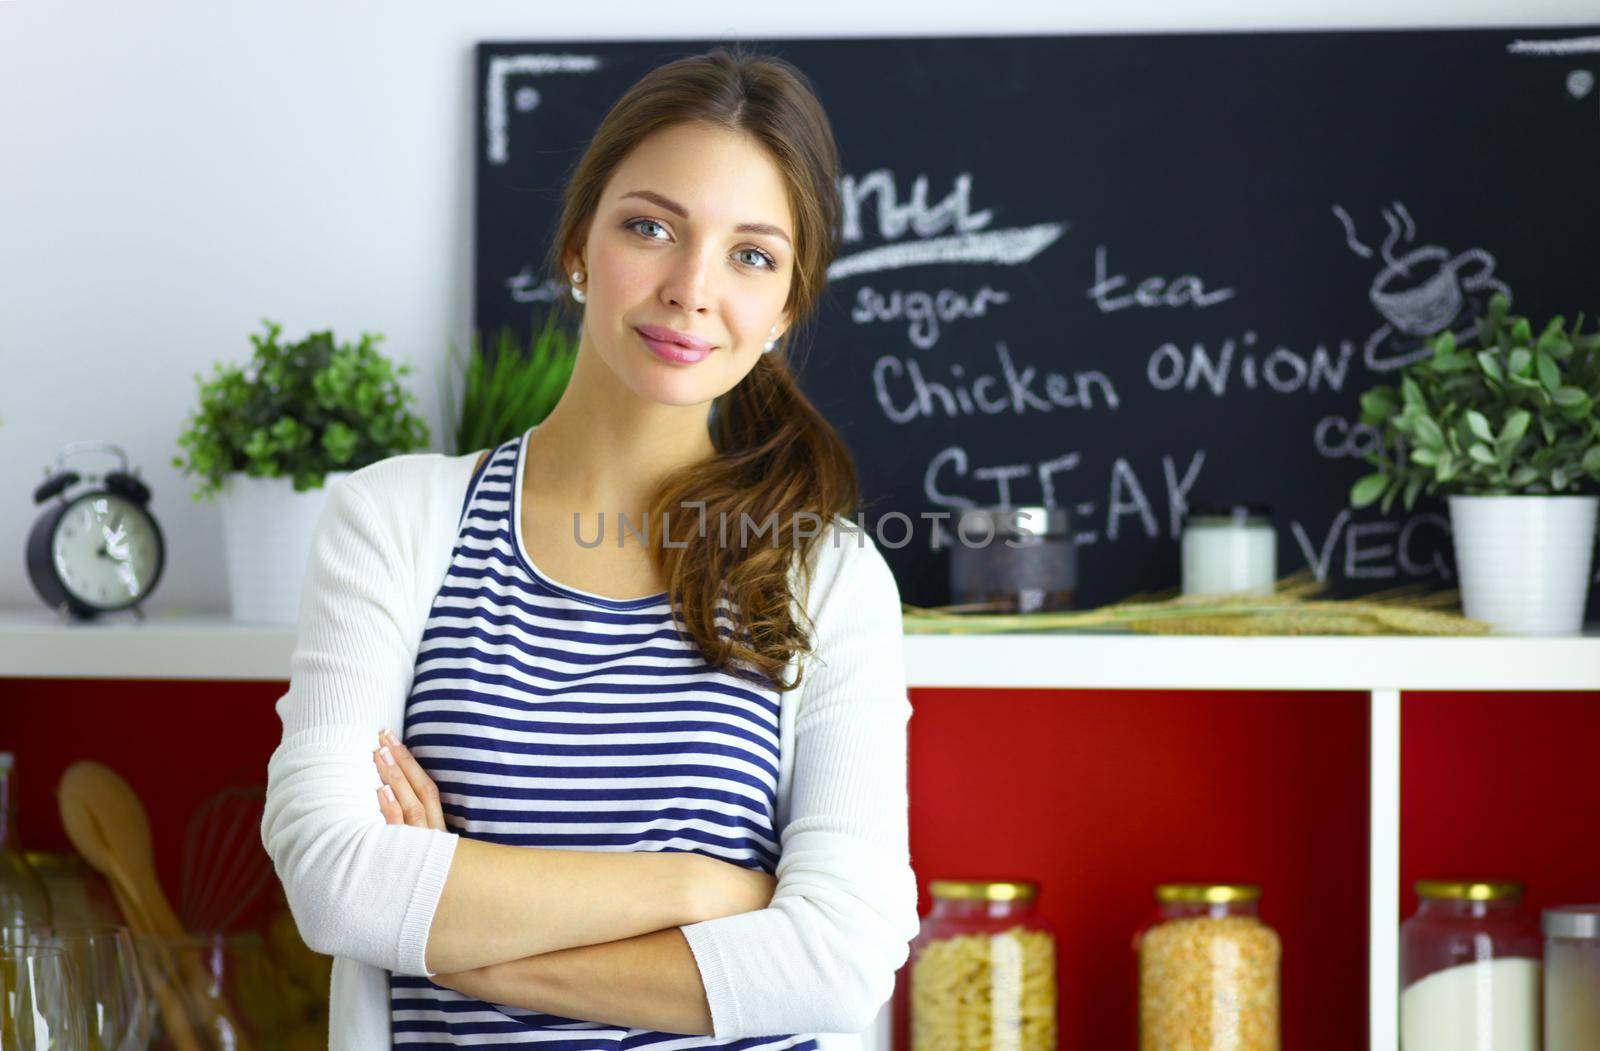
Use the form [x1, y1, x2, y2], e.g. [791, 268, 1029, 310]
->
[902, 630, 1600, 692]
[3, 607, 1598, 689]
[0, 609, 296, 681]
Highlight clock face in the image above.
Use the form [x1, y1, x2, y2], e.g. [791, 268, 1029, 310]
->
[52, 492, 163, 608]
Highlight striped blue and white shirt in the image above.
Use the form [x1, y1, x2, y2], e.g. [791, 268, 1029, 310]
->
[388, 430, 817, 1051]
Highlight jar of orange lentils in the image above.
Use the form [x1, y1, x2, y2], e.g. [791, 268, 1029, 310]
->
[1135, 882, 1281, 1050]
[909, 879, 1058, 1051]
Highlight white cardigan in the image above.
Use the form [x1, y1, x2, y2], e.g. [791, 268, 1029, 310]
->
[260, 447, 919, 1049]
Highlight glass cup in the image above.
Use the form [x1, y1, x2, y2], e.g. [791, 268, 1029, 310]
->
[0, 944, 88, 1049]
[51, 923, 152, 1051]
[133, 931, 285, 1050]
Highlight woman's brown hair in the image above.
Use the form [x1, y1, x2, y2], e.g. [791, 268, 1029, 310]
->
[543, 44, 861, 691]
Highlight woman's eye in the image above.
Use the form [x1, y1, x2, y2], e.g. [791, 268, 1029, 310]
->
[627, 218, 668, 240]
[736, 248, 777, 271]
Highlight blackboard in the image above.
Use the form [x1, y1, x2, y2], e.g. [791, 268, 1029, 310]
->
[474, 29, 1600, 610]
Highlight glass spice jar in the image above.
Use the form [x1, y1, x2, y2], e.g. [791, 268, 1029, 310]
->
[948, 507, 1076, 613]
[1136, 882, 1281, 1050]
[909, 879, 1059, 1051]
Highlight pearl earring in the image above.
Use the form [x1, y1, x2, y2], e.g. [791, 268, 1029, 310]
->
[763, 324, 779, 354]
[570, 270, 586, 304]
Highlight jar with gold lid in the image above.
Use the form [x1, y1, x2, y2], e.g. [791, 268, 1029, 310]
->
[909, 878, 1058, 1050]
[1399, 879, 1541, 1051]
[1136, 882, 1281, 1050]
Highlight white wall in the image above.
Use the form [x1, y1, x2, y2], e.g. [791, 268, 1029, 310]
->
[2, 0, 1595, 612]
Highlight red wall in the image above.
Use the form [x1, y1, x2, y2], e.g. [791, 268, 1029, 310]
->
[0, 679, 287, 931]
[4, 679, 1598, 1050]
[894, 688, 1370, 1051]
[1400, 691, 1600, 935]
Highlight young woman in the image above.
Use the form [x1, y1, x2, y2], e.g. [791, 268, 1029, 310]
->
[261, 46, 918, 1050]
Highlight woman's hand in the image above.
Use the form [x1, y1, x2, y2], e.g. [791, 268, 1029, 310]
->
[373, 729, 446, 830]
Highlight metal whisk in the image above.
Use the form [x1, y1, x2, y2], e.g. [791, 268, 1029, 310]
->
[179, 785, 273, 934]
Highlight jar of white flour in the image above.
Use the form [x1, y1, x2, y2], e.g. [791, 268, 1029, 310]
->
[1399, 879, 1542, 1051]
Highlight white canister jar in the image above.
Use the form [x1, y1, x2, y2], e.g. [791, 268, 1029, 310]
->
[1544, 904, 1600, 1051]
[1181, 503, 1277, 597]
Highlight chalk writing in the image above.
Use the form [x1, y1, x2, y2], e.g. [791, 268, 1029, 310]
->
[850, 284, 1012, 349]
[875, 342, 1119, 422]
[1087, 245, 1236, 312]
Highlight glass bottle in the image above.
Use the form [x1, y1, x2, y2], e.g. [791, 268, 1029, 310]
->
[0, 751, 53, 930]
[24, 851, 121, 928]
[909, 878, 1059, 1050]
[1399, 879, 1541, 1051]
[1136, 882, 1281, 1050]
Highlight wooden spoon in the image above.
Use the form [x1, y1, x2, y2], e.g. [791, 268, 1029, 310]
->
[60, 764, 202, 1051]
[58, 762, 186, 936]
[58, 761, 255, 1050]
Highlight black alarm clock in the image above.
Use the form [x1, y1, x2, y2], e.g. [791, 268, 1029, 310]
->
[27, 440, 166, 621]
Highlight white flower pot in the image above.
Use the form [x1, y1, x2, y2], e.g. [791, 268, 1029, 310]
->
[216, 471, 352, 624]
[1447, 494, 1599, 636]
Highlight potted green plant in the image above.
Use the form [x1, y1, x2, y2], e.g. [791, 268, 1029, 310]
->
[1349, 293, 1600, 635]
[441, 309, 579, 455]
[173, 320, 430, 623]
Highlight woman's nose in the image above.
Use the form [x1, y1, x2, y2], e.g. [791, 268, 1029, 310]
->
[661, 247, 717, 313]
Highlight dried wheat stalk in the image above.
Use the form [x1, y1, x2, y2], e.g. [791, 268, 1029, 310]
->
[902, 568, 1491, 636]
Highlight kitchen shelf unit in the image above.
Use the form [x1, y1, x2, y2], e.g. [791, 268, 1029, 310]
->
[3, 608, 1597, 1049]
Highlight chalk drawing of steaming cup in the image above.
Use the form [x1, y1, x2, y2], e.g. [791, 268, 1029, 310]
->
[1333, 201, 1512, 373]
[1372, 243, 1499, 332]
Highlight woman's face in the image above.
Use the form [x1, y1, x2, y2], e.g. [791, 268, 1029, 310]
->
[568, 121, 797, 407]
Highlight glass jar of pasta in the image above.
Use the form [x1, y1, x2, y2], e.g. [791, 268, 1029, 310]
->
[909, 878, 1058, 1051]
[1136, 882, 1281, 1050]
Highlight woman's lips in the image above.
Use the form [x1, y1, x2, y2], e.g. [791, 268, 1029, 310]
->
[636, 322, 713, 350]
[636, 328, 712, 364]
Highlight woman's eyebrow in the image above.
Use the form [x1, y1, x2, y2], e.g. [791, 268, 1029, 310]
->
[619, 189, 791, 247]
